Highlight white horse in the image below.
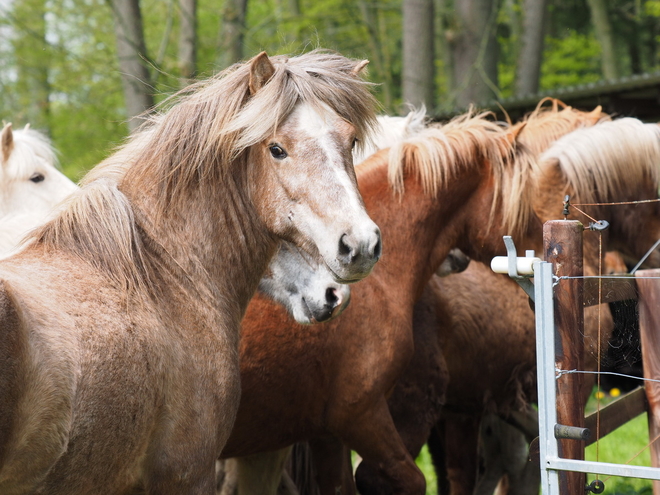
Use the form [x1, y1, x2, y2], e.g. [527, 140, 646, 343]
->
[352, 106, 427, 164]
[0, 123, 78, 256]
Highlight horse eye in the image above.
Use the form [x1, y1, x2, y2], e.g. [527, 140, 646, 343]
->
[352, 138, 359, 150]
[269, 145, 288, 160]
[30, 173, 45, 183]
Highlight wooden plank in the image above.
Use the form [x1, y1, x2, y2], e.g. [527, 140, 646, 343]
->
[636, 269, 660, 495]
[583, 275, 637, 307]
[544, 220, 585, 495]
[584, 387, 648, 446]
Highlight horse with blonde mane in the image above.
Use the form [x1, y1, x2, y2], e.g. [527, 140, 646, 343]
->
[0, 123, 78, 256]
[365, 111, 660, 495]
[0, 50, 381, 494]
[212, 110, 543, 495]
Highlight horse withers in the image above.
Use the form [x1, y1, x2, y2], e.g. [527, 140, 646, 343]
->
[0, 50, 380, 494]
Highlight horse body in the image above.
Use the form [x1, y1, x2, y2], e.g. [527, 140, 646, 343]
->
[220, 114, 541, 495]
[0, 50, 380, 493]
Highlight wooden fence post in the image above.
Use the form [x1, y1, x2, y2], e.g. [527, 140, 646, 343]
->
[636, 269, 660, 495]
[544, 220, 585, 495]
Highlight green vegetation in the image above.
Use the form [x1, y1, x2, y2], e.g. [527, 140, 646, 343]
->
[586, 390, 654, 495]
[4, 0, 660, 179]
[411, 390, 656, 495]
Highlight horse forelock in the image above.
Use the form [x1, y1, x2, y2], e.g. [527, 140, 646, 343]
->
[386, 111, 534, 237]
[114, 50, 378, 214]
[539, 118, 660, 205]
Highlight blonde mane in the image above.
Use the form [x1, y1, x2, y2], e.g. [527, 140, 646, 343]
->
[387, 110, 539, 237]
[514, 98, 610, 157]
[540, 118, 660, 205]
[32, 50, 378, 294]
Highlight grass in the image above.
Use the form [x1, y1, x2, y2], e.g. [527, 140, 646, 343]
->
[585, 389, 654, 495]
[410, 389, 656, 495]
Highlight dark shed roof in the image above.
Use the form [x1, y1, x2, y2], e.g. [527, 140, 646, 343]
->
[436, 71, 660, 122]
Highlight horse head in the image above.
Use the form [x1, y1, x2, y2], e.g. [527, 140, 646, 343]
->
[259, 241, 351, 324]
[243, 52, 382, 283]
[0, 123, 78, 255]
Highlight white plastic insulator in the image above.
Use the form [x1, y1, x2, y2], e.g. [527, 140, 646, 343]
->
[490, 256, 541, 276]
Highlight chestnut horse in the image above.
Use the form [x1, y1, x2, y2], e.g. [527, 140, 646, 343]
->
[0, 123, 78, 256]
[0, 50, 381, 493]
[216, 111, 542, 495]
[370, 115, 660, 495]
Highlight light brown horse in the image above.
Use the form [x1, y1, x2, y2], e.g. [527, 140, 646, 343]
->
[216, 111, 543, 495]
[367, 114, 660, 495]
[0, 50, 382, 494]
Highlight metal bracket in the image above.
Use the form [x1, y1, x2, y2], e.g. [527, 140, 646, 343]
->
[503, 236, 537, 301]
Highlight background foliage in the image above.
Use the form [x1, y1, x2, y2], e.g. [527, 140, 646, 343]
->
[1, 0, 660, 177]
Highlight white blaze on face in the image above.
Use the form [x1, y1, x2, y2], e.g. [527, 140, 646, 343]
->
[290, 102, 365, 241]
[295, 103, 362, 211]
[269, 101, 380, 283]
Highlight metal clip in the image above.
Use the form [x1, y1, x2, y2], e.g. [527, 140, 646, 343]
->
[585, 479, 605, 493]
[588, 220, 609, 231]
[562, 195, 570, 219]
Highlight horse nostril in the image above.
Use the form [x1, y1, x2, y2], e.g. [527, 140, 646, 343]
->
[338, 234, 353, 258]
[373, 237, 382, 260]
[325, 287, 339, 307]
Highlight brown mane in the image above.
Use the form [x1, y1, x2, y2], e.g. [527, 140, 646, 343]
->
[387, 110, 539, 239]
[514, 98, 610, 157]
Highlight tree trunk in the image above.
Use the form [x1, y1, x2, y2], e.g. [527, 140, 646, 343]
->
[586, 0, 619, 80]
[13, 0, 51, 130]
[179, 0, 197, 83]
[402, 0, 435, 110]
[358, 0, 392, 110]
[450, 0, 500, 107]
[107, 0, 154, 131]
[435, 0, 453, 107]
[218, 0, 248, 69]
[515, 0, 548, 96]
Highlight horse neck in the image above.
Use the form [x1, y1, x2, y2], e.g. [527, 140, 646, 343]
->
[358, 161, 485, 303]
[121, 167, 277, 324]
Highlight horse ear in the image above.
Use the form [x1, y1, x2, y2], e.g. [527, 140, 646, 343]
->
[248, 52, 276, 95]
[351, 60, 369, 76]
[1, 123, 13, 163]
[507, 122, 526, 145]
[586, 106, 603, 124]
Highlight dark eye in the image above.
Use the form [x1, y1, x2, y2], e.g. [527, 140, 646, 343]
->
[269, 144, 288, 160]
[352, 138, 359, 150]
[30, 173, 45, 183]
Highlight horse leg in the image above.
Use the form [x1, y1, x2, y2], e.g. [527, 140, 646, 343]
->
[427, 422, 450, 495]
[308, 436, 355, 495]
[347, 399, 426, 495]
[443, 412, 480, 495]
[216, 459, 239, 495]
[234, 447, 293, 495]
